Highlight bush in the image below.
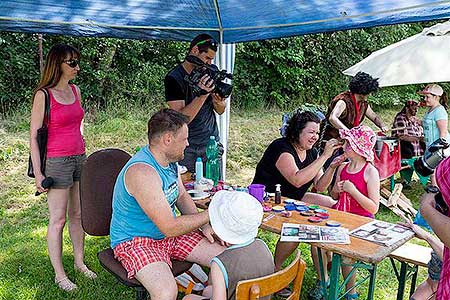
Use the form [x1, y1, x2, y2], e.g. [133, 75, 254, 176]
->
[0, 21, 443, 115]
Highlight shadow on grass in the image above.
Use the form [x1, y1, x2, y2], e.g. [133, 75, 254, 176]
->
[0, 200, 135, 300]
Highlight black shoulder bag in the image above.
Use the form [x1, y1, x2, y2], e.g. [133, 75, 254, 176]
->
[27, 89, 50, 178]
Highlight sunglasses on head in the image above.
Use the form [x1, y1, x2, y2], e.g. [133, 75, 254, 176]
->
[195, 38, 218, 49]
[64, 59, 79, 68]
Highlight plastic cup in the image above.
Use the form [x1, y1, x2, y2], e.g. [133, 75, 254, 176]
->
[248, 184, 265, 202]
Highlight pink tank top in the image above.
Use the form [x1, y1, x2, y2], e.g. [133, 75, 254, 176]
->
[46, 84, 85, 158]
[332, 162, 374, 218]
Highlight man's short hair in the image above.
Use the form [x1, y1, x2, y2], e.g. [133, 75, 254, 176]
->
[189, 33, 218, 53]
[148, 109, 189, 144]
[349, 72, 379, 95]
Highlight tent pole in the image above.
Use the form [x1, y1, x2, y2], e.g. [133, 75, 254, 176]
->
[38, 34, 43, 74]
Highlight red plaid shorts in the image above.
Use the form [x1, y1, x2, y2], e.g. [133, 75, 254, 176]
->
[113, 230, 204, 279]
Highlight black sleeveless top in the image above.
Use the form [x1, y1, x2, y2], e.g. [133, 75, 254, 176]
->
[252, 138, 318, 200]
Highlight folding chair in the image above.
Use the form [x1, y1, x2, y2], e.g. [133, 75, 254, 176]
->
[80, 148, 192, 300]
[235, 250, 306, 300]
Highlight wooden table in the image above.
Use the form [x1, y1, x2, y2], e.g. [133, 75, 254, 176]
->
[193, 194, 413, 300]
[184, 171, 414, 300]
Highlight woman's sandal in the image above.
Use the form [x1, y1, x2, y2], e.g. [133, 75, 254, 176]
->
[55, 277, 77, 292]
[74, 264, 98, 279]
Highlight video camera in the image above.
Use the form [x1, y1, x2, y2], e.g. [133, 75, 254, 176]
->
[414, 138, 450, 176]
[184, 55, 233, 98]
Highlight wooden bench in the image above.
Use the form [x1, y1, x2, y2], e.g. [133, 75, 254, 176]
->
[388, 242, 433, 300]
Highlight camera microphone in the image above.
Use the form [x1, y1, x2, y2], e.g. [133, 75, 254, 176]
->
[35, 177, 54, 196]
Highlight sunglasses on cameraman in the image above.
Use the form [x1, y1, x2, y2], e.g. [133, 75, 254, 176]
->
[64, 59, 79, 68]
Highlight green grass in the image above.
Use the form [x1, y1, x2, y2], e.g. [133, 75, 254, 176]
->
[0, 105, 432, 299]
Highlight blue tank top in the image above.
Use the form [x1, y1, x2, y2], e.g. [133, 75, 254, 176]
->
[110, 146, 179, 248]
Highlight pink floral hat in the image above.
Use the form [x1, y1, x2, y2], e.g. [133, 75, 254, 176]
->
[339, 125, 376, 161]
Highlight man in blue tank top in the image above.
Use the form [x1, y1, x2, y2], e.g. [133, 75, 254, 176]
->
[110, 109, 224, 299]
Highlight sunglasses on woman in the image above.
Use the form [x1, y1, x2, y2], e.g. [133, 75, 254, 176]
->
[64, 59, 79, 68]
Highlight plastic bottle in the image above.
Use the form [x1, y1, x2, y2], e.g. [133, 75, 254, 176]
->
[205, 136, 220, 185]
[195, 157, 203, 183]
[275, 184, 281, 204]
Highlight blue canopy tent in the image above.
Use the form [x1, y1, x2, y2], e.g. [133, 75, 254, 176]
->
[1, 0, 450, 178]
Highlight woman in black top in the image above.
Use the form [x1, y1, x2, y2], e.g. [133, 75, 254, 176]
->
[252, 111, 341, 203]
[252, 111, 344, 297]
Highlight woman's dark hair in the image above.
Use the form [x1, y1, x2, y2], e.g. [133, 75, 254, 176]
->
[148, 108, 189, 144]
[349, 72, 379, 95]
[285, 111, 320, 145]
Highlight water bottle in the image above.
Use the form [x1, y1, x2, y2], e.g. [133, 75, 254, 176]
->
[206, 136, 220, 185]
[195, 157, 203, 183]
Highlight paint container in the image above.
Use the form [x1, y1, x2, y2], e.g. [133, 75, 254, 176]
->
[315, 208, 328, 213]
[284, 199, 295, 204]
[326, 221, 341, 227]
[308, 205, 320, 210]
[296, 205, 309, 212]
[315, 212, 330, 219]
[308, 216, 322, 223]
[300, 211, 315, 216]
[248, 184, 265, 203]
[284, 204, 296, 211]
[272, 205, 285, 212]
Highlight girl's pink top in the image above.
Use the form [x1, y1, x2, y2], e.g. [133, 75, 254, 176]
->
[332, 162, 374, 218]
[46, 84, 85, 158]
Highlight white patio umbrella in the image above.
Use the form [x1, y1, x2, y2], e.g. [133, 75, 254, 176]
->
[343, 20, 450, 87]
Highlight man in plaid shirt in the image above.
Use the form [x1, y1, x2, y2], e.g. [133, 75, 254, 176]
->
[392, 100, 425, 158]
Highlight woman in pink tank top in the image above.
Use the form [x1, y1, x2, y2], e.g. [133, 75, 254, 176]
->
[30, 44, 96, 292]
[321, 125, 380, 299]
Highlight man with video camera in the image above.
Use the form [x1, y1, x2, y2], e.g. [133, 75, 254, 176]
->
[164, 34, 227, 173]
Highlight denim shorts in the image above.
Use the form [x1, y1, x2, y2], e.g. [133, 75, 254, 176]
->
[45, 154, 86, 189]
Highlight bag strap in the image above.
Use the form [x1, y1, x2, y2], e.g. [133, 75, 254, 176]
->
[41, 88, 50, 125]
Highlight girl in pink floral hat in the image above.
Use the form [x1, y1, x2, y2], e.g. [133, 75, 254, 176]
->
[321, 125, 380, 299]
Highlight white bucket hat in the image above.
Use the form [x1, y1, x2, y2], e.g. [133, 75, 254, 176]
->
[208, 190, 263, 244]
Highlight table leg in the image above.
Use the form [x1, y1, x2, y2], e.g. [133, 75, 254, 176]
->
[367, 264, 377, 300]
[317, 248, 328, 296]
[409, 266, 419, 299]
[328, 253, 341, 300]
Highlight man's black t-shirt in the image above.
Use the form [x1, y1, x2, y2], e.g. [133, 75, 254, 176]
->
[165, 64, 218, 146]
[252, 138, 318, 200]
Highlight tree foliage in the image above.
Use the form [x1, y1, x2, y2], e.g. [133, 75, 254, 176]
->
[0, 22, 443, 115]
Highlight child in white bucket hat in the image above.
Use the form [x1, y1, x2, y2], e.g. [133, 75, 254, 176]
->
[184, 190, 274, 300]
